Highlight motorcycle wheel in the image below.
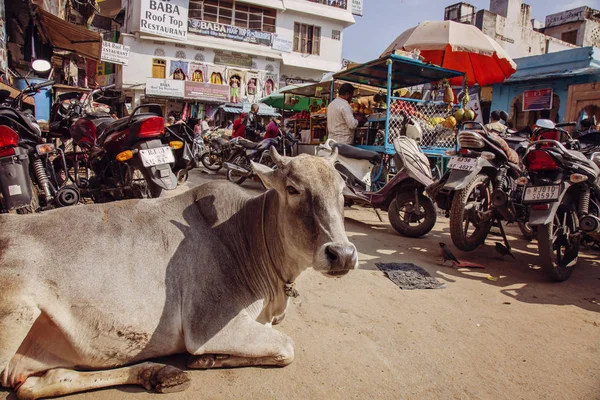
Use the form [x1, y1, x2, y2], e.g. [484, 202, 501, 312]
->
[537, 205, 579, 282]
[226, 155, 248, 185]
[388, 192, 436, 238]
[130, 167, 163, 199]
[449, 174, 493, 251]
[201, 151, 222, 172]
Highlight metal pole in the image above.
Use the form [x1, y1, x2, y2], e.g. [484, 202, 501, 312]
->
[385, 58, 393, 154]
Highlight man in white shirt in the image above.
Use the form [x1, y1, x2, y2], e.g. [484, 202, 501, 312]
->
[327, 83, 358, 144]
[201, 116, 211, 135]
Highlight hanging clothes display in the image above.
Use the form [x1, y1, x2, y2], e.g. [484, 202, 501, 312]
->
[226, 68, 246, 104]
[246, 71, 260, 104]
[188, 62, 208, 83]
[207, 65, 226, 85]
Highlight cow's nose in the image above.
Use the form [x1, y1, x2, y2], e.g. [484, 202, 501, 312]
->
[325, 244, 358, 270]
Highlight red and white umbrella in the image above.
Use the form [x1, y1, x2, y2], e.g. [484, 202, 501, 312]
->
[382, 20, 517, 86]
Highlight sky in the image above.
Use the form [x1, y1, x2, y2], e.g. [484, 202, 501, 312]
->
[342, 0, 600, 62]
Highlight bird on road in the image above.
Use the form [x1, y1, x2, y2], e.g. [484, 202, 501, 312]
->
[439, 242, 460, 266]
[495, 242, 515, 259]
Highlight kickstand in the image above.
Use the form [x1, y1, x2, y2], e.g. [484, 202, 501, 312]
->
[373, 207, 383, 222]
[496, 219, 512, 253]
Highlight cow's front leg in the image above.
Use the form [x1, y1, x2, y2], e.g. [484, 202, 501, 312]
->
[186, 314, 294, 369]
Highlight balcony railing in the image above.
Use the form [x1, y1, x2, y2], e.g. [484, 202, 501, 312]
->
[307, 0, 347, 10]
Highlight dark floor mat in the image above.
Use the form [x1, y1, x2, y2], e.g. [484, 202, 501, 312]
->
[376, 263, 445, 290]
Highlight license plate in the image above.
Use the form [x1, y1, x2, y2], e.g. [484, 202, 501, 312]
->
[523, 185, 561, 202]
[139, 147, 175, 167]
[448, 156, 478, 171]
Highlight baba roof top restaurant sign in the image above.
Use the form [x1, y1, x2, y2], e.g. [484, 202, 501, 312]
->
[140, 0, 189, 41]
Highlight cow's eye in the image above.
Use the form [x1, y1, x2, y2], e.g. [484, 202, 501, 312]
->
[286, 185, 299, 195]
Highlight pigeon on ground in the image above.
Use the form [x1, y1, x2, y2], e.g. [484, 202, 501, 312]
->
[439, 242, 460, 266]
[495, 242, 515, 259]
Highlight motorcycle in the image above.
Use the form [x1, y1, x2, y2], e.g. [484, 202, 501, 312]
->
[224, 133, 296, 185]
[522, 134, 600, 281]
[164, 123, 206, 185]
[429, 121, 531, 251]
[0, 80, 79, 213]
[200, 132, 235, 172]
[52, 86, 177, 200]
[317, 133, 437, 238]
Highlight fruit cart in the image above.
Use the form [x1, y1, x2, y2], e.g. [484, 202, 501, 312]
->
[331, 53, 466, 176]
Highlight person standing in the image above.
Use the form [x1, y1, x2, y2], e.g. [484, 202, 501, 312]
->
[194, 119, 202, 136]
[244, 104, 261, 142]
[201, 115, 211, 136]
[327, 83, 358, 144]
[264, 117, 281, 139]
[232, 112, 247, 138]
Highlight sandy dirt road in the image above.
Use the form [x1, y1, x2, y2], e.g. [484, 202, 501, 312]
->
[3, 169, 599, 400]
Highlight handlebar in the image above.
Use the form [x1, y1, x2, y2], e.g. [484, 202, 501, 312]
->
[23, 80, 55, 94]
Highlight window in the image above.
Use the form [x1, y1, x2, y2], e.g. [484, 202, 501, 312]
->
[332, 29, 341, 40]
[152, 59, 166, 79]
[189, 0, 276, 33]
[294, 23, 321, 55]
[561, 30, 578, 45]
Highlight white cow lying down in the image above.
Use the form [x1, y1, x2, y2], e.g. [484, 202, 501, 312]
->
[0, 149, 357, 399]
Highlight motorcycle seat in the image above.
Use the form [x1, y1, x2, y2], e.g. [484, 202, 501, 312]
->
[0, 107, 43, 142]
[565, 149, 600, 175]
[237, 138, 258, 149]
[504, 136, 528, 143]
[333, 143, 382, 163]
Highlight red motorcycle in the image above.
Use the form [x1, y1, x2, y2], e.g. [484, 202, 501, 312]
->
[52, 87, 177, 200]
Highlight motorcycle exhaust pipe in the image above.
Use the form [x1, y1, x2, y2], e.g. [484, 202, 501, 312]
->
[223, 162, 252, 177]
[491, 188, 517, 222]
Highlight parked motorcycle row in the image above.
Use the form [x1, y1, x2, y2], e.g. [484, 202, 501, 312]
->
[2, 81, 598, 282]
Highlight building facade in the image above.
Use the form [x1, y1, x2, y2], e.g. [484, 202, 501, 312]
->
[444, 0, 577, 59]
[542, 7, 600, 48]
[118, 0, 356, 120]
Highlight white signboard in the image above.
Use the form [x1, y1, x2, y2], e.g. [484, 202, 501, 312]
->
[140, 0, 188, 40]
[272, 33, 293, 53]
[101, 41, 130, 65]
[351, 0, 363, 16]
[545, 6, 587, 28]
[146, 78, 185, 98]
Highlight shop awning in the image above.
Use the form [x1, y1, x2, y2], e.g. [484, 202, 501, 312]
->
[222, 106, 242, 114]
[220, 103, 281, 117]
[34, 7, 102, 60]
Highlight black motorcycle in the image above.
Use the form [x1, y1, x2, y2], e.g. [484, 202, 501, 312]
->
[164, 123, 206, 185]
[0, 80, 78, 213]
[224, 133, 296, 185]
[429, 122, 531, 252]
[200, 133, 235, 172]
[522, 136, 600, 281]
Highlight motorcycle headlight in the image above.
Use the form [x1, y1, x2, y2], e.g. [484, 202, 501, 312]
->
[458, 131, 485, 149]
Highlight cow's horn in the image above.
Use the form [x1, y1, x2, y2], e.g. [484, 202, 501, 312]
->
[270, 146, 289, 168]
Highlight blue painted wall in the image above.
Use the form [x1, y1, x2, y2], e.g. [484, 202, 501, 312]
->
[491, 47, 600, 123]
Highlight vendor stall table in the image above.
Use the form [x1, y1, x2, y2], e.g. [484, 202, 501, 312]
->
[332, 54, 465, 173]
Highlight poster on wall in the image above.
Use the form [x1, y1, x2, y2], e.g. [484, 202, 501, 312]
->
[188, 62, 208, 83]
[140, 0, 188, 41]
[351, 0, 363, 16]
[262, 73, 278, 97]
[207, 65, 226, 85]
[272, 33, 293, 53]
[523, 89, 553, 111]
[227, 68, 246, 103]
[101, 41, 130, 65]
[188, 19, 273, 46]
[146, 78, 185, 98]
[184, 81, 229, 103]
[169, 60, 188, 80]
[465, 86, 483, 124]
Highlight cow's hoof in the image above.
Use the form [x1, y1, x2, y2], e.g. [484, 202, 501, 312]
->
[187, 354, 230, 369]
[141, 365, 191, 394]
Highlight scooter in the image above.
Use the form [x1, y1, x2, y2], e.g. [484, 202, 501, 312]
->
[317, 133, 436, 238]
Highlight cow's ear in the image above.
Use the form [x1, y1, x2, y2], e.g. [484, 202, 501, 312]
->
[252, 161, 278, 189]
